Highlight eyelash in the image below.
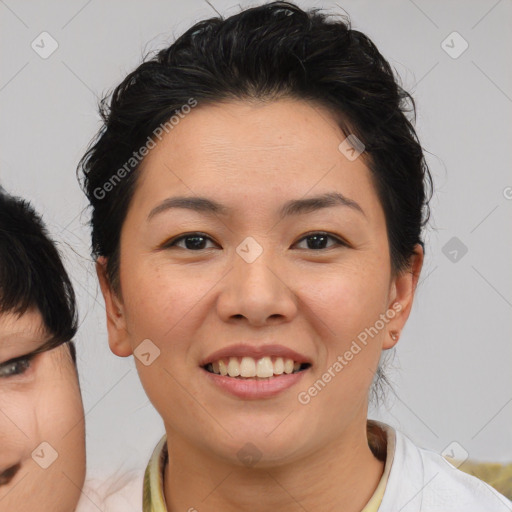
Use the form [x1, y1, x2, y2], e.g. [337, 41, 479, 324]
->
[162, 231, 348, 251]
[0, 355, 33, 379]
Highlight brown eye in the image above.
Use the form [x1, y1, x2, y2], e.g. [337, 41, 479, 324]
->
[163, 232, 218, 251]
[294, 232, 346, 250]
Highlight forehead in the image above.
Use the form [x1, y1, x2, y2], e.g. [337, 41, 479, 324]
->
[0, 308, 45, 336]
[0, 308, 47, 351]
[132, 99, 382, 222]
[143, 99, 354, 173]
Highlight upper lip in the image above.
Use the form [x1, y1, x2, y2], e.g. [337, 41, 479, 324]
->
[200, 343, 313, 367]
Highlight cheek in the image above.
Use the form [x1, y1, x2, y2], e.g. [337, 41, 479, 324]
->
[296, 258, 390, 406]
[33, 352, 85, 460]
[0, 357, 52, 451]
[0, 392, 39, 463]
[0, 385, 82, 443]
[301, 260, 390, 339]
[36, 383, 83, 438]
[32, 366, 86, 495]
[0, 356, 85, 510]
[122, 257, 218, 342]
[121, 259, 230, 421]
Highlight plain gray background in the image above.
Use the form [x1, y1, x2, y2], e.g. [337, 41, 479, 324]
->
[1, 0, 511, 478]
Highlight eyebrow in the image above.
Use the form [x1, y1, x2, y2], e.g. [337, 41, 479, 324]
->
[147, 191, 365, 221]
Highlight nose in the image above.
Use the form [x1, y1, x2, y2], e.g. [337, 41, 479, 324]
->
[216, 247, 298, 326]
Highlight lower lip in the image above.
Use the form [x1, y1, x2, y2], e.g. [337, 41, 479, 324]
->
[201, 367, 309, 400]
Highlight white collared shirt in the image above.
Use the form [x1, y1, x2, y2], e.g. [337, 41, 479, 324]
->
[76, 421, 512, 511]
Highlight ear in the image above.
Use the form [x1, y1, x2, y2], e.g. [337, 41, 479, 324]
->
[382, 244, 424, 350]
[95, 256, 133, 357]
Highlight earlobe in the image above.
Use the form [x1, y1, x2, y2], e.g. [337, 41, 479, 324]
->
[95, 257, 133, 358]
[383, 244, 424, 350]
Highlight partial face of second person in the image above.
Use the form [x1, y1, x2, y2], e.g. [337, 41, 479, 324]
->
[98, 99, 422, 467]
[0, 308, 85, 511]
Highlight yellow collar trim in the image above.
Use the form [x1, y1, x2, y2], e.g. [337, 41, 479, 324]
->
[143, 434, 168, 512]
[143, 421, 394, 512]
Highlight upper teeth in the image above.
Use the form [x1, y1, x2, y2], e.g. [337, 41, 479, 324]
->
[207, 356, 302, 378]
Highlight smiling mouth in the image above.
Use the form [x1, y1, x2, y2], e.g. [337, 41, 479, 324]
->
[202, 356, 312, 379]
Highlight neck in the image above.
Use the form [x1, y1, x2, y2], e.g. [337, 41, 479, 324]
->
[163, 418, 386, 512]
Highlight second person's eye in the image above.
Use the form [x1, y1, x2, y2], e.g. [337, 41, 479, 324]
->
[0, 356, 33, 379]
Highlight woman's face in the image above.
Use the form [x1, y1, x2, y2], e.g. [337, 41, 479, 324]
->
[0, 308, 86, 511]
[99, 99, 422, 465]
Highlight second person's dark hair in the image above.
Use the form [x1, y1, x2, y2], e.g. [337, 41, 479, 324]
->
[0, 187, 78, 355]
